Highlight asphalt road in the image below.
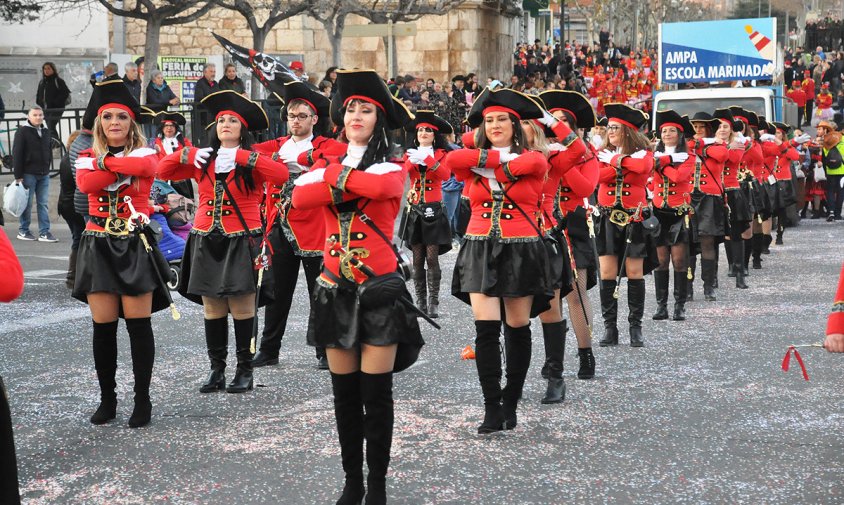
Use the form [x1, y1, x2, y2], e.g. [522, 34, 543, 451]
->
[1, 219, 843, 504]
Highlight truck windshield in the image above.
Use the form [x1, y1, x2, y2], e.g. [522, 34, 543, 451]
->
[656, 97, 767, 117]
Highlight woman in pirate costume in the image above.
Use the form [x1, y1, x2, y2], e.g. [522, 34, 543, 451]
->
[73, 81, 168, 428]
[401, 110, 454, 318]
[291, 70, 423, 505]
[447, 88, 552, 433]
[537, 89, 599, 385]
[728, 107, 763, 274]
[763, 122, 809, 246]
[158, 90, 288, 394]
[649, 110, 695, 321]
[151, 111, 194, 198]
[594, 104, 657, 348]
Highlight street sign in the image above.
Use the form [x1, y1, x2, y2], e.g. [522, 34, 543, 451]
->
[344, 23, 417, 38]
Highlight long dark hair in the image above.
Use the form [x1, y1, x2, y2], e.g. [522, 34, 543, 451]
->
[42, 62, 59, 80]
[413, 129, 449, 150]
[655, 126, 688, 153]
[201, 126, 257, 192]
[475, 112, 527, 154]
[338, 101, 395, 168]
[322, 66, 338, 84]
[156, 123, 184, 141]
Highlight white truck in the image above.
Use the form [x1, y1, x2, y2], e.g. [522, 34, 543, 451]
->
[651, 86, 798, 130]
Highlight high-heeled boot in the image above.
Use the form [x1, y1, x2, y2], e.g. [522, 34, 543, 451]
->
[361, 372, 393, 505]
[627, 279, 645, 347]
[598, 280, 618, 346]
[90, 320, 118, 425]
[725, 241, 735, 277]
[226, 317, 254, 393]
[126, 317, 155, 428]
[651, 270, 669, 320]
[474, 320, 504, 434]
[751, 233, 764, 269]
[200, 317, 228, 393]
[672, 271, 687, 321]
[732, 240, 748, 289]
[701, 259, 717, 301]
[742, 238, 752, 275]
[502, 323, 532, 428]
[427, 265, 441, 319]
[540, 321, 566, 404]
[412, 268, 427, 314]
[331, 371, 365, 505]
[577, 347, 595, 379]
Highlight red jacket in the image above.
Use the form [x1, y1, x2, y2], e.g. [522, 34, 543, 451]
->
[689, 140, 727, 195]
[828, 262, 844, 336]
[253, 135, 331, 256]
[447, 148, 548, 240]
[157, 147, 288, 235]
[722, 147, 745, 190]
[650, 150, 695, 208]
[816, 93, 833, 109]
[786, 88, 807, 108]
[541, 122, 588, 228]
[76, 147, 157, 234]
[153, 136, 193, 160]
[761, 140, 799, 182]
[0, 231, 24, 302]
[403, 148, 451, 204]
[740, 140, 764, 182]
[291, 157, 406, 284]
[297, 137, 348, 166]
[596, 150, 654, 209]
[802, 78, 816, 99]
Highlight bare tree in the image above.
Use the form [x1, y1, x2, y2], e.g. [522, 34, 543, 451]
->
[0, 0, 41, 23]
[213, 0, 309, 98]
[307, 0, 361, 68]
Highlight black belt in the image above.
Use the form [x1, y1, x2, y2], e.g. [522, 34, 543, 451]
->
[89, 215, 132, 236]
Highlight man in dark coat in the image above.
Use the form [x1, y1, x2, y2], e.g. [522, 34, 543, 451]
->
[13, 106, 57, 242]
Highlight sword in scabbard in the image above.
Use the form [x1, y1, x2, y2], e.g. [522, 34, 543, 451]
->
[613, 202, 643, 299]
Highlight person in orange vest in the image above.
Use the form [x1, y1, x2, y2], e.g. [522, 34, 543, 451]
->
[825, 261, 844, 352]
[802, 70, 815, 126]
[786, 80, 807, 128]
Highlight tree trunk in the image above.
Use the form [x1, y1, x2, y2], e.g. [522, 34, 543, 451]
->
[251, 25, 269, 100]
[142, 17, 163, 106]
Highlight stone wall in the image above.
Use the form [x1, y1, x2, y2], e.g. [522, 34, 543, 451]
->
[115, 2, 517, 84]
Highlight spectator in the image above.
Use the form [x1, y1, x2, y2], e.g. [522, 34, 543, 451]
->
[318, 79, 333, 98]
[321, 66, 337, 87]
[398, 75, 420, 104]
[13, 105, 57, 242]
[36, 62, 70, 139]
[122, 62, 141, 103]
[193, 63, 218, 104]
[817, 120, 844, 221]
[145, 70, 180, 110]
[289, 60, 307, 81]
[218, 63, 246, 95]
[58, 130, 86, 289]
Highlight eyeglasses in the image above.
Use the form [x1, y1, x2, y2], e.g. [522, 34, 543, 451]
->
[287, 113, 313, 121]
[607, 125, 622, 131]
[417, 127, 435, 133]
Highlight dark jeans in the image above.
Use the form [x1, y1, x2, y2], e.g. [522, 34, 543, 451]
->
[61, 210, 85, 250]
[19, 174, 51, 236]
[261, 230, 322, 356]
[442, 189, 461, 236]
[826, 173, 844, 218]
[0, 376, 20, 504]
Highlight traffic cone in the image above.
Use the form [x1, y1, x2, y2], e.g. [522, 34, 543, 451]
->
[460, 345, 476, 360]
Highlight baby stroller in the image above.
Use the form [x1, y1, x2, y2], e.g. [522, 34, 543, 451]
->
[151, 180, 195, 290]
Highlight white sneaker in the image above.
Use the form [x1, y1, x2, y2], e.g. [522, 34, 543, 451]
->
[17, 231, 36, 241]
[38, 232, 58, 243]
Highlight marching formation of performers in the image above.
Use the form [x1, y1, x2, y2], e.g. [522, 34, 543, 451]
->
[71, 73, 814, 504]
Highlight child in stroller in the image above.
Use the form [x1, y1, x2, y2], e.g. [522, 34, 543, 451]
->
[150, 179, 195, 289]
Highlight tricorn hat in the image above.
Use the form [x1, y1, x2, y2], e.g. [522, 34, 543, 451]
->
[201, 90, 269, 131]
[538, 90, 596, 129]
[466, 87, 544, 128]
[84, 80, 142, 129]
[604, 103, 649, 130]
[329, 69, 413, 130]
[405, 110, 453, 135]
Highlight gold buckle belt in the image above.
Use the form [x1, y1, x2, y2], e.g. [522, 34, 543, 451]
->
[608, 209, 633, 227]
[104, 217, 129, 236]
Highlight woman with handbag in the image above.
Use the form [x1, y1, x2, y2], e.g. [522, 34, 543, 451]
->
[291, 70, 423, 505]
[447, 88, 552, 434]
[72, 81, 168, 428]
[401, 110, 454, 318]
[594, 103, 657, 348]
[539, 90, 600, 381]
[649, 110, 695, 321]
[157, 90, 288, 394]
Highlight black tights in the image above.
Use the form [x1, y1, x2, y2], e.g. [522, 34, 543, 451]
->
[698, 235, 717, 261]
[655, 243, 687, 272]
[412, 244, 439, 273]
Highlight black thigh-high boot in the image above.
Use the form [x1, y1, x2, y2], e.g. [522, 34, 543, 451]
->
[762, 233, 772, 254]
[90, 320, 119, 424]
[200, 317, 228, 393]
[725, 241, 735, 277]
[540, 321, 566, 404]
[502, 323, 532, 429]
[426, 265, 441, 319]
[672, 271, 687, 321]
[598, 280, 619, 346]
[627, 279, 645, 347]
[652, 270, 669, 320]
[775, 212, 785, 245]
[732, 240, 748, 289]
[227, 318, 254, 393]
[743, 238, 752, 275]
[751, 233, 764, 269]
[701, 259, 717, 301]
[712, 246, 720, 288]
[474, 320, 504, 434]
[126, 317, 155, 428]
[331, 371, 365, 505]
[412, 268, 427, 314]
[361, 372, 393, 505]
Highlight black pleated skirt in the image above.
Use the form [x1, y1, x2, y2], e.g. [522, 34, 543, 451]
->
[564, 208, 598, 290]
[73, 232, 171, 315]
[307, 277, 424, 373]
[766, 179, 797, 210]
[726, 187, 753, 225]
[595, 212, 659, 276]
[740, 180, 758, 217]
[452, 238, 554, 317]
[690, 192, 727, 240]
[750, 181, 772, 220]
[401, 202, 452, 253]
[548, 227, 574, 297]
[653, 207, 690, 247]
[178, 230, 274, 306]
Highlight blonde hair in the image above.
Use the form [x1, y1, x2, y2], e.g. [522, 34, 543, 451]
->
[91, 114, 147, 156]
[523, 120, 550, 157]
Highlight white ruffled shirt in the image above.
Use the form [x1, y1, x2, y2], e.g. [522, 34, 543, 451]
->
[215, 146, 239, 174]
[278, 135, 314, 171]
[162, 137, 180, 155]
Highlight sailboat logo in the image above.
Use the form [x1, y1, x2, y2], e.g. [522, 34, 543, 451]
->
[745, 24, 775, 74]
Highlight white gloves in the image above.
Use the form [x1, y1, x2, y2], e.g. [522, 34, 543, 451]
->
[653, 151, 664, 158]
[793, 133, 812, 144]
[471, 168, 496, 179]
[759, 133, 776, 142]
[193, 147, 213, 168]
[670, 152, 689, 163]
[405, 148, 429, 165]
[499, 151, 519, 163]
[591, 135, 604, 149]
[629, 150, 648, 159]
[538, 110, 557, 127]
[734, 132, 749, 145]
[701, 137, 717, 145]
[597, 150, 615, 164]
[294, 168, 326, 186]
[548, 142, 565, 152]
[74, 157, 95, 171]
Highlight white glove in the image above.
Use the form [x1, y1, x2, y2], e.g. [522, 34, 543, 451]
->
[670, 152, 689, 163]
[471, 168, 496, 179]
[293, 168, 326, 186]
[591, 135, 604, 149]
[760, 133, 776, 142]
[597, 150, 615, 164]
[538, 110, 557, 127]
[548, 142, 565, 152]
[499, 151, 519, 163]
[74, 157, 96, 171]
[406, 148, 429, 165]
[701, 137, 717, 145]
[193, 146, 213, 168]
[733, 132, 747, 145]
[630, 150, 647, 159]
[793, 133, 812, 144]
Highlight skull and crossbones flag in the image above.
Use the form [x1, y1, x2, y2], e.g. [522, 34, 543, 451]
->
[212, 33, 317, 97]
